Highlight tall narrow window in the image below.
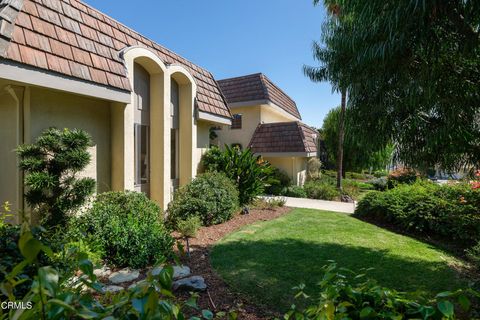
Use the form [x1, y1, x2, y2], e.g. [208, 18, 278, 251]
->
[135, 124, 149, 185]
[171, 79, 179, 185]
[231, 114, 242, 129]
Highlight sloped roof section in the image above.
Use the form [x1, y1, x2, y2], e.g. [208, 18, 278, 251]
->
[249, 121, 317, 154]
[0, 0, 231, 119]
[218, 73, 301, 120]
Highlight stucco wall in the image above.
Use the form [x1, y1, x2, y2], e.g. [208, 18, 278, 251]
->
[29, 87, 112, 193]
[260, 104, 297, 123]
[264, 156, 307, 186]
[195, 121, 211, 173]
[216, 105, 261, 149]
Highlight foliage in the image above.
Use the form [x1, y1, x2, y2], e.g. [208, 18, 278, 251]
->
[387, 167, 420, 188]
[0, 229, 235, 320]
[167, 172, 239, 227]
[202, 145, 275, 205]
[285, 186, 307, 198]
[176, 216, 202, 239]
[304, 181, 339, 200]
[252, 197, 286, 210]
[369, 177, 388, 191]
[321, 106, 393, 173]
[373, 170, 389, 178]
[306, 158, 322, 181]
[467, 241, 480, 269]
[312, 0, 480, 172]
[286, 262, 479, 320]
[355, 181, 480, 243]
[16, 128, 96, 228]
[265, 167, 291, 196]
[70, 191, 174, 269]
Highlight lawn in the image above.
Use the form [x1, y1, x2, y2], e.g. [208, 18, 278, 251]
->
[211, 208, 468, 312]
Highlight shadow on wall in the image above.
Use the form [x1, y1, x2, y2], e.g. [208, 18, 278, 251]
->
[211, 238, 466, 312]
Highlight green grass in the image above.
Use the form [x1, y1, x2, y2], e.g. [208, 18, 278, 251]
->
[211, 208, 468, 312]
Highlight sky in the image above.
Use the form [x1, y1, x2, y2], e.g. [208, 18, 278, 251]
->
[84, 0, 339, 128]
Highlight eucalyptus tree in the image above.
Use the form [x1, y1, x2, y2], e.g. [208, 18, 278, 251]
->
[315, 0, 480, 173]
[304, 0, 352, 189]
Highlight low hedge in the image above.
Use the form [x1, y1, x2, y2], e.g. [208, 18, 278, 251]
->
[70, 191, 174, 269]
[355, 181, 480, 243]
[167, 172, 239, 227]
[304, 181, 339, 201]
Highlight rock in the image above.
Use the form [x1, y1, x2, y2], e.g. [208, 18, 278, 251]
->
[94, 266, 111, 278]
[103, 285, 124, 293]
[66, 275, 89, 292]
[173, 276, 207, 292]
[151, 265, 191, 279]
[128, 280, 147, 290]
[108, 268, 140, 284]
[341, 194, 354, 203]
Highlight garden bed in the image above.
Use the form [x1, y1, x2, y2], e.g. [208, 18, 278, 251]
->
[177, 206, 292, 320]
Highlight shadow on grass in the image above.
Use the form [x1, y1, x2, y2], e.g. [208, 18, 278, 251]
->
[211, 238, 467, 312]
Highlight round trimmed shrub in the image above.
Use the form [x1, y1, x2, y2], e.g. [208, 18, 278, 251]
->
[167, 172, 239, 226]
[304, 181, 339, 200]
[70, 191, 174, 268]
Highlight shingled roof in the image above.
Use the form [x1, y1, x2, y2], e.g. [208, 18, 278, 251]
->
[249, 121, 317, 154]
[0, 0, 231, 119]
[218, 73, 302, 120]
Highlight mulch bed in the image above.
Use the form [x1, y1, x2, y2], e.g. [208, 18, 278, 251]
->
[177, 206, 292, 320]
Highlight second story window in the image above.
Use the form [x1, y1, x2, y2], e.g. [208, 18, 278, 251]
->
[231, 114, 242, 129]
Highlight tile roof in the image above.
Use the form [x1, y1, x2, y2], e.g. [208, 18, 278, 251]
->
[0, 0, 231, 119]
[218, 73, 301, 120]
[249, 121, 318, 154]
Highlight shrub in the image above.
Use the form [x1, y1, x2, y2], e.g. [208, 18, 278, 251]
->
[202, 145, 274, 205]
[387, 167, 420, 188]
[288, 262, 478, 319]
[252, 197, 286, 210]
[71, 191, 174, 269]
[1, 230, 229, 320]
[304, 181, 339, 200]
[369, 177, 388, 191]
[285, 185, 307, 198]
[373, 170, 389, 178]
[16, 128, 96, 228]
[355, 181, 480, 243]
[265, 168, 291, 195]
[467, 241, 480, 268]
[167, 172, 239, 227]
[307, 158, 322, 180]
[346, 171, 366, 180]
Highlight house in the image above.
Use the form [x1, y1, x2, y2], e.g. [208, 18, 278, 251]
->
[0, 0, 232, 222]
[215, 73, 318, 186]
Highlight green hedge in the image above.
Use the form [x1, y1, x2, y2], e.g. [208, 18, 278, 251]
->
[355, 181, 480, 243]
[167, 172, 239, 226]
[304, 181, 339, 200]
[70, 191, 174, 268]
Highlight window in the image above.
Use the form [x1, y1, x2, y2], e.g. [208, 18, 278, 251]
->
[134, 124, 149, 185]
[171, 79, 179, 184]
[231, 114, 242, 129]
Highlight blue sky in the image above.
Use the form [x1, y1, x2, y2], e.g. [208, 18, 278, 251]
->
[84, 0, 339, 127]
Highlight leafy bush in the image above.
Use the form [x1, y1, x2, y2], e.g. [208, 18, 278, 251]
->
[167, 172, 239, 227]
[202, 145, 274, 205]
[71, 191, 174, 269]
[1, 230, 234, 320]
[287, 262, 478, 319]
[16, 128, 96, 228]
[467, 241, 480, 269]
[252, 197, 286, 210]
[307, 158, 322, 180]
[369, 176, 388, 191]
[304, 181, 339, 200]
[373, 170, 389, 178]
[355, 181, 480, 243]
[285, 186, 307, 198]
[265, 167, 291, 195]
[346, 171, 366, 180]
[387, 167, 420, 188]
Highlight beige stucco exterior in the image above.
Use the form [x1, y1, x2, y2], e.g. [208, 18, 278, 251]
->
[215, 101, 312, 186]
[0, 46, 230, 223]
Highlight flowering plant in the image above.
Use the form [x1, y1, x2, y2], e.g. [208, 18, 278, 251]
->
[471, 169, 480, 190]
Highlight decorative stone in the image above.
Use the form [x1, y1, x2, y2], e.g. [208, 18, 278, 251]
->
[103, 285, 124, 293]
[151, 265, 191, 279]
[94, 266, 111, 278]
[108, 268, 140, 284]
[173, 276, 207, 292]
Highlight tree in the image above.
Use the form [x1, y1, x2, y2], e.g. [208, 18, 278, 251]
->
[314, 0, 480, 173]
[304, 0, 352, 190]
[322, 106, 393, 172]
[17, 128, 96, 228]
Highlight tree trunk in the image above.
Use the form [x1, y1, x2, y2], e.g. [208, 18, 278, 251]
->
[337, 89, 346, 190]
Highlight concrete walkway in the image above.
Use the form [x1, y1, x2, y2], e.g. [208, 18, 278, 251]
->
[264, 196, 356, 214]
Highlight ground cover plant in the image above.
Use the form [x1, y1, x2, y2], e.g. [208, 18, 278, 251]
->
[211, 208, 469, 312]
